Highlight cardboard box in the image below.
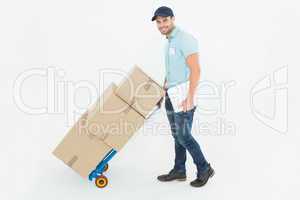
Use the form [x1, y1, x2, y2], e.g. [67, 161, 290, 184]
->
[53, 116, 112, 178]
[53, 83, 144, 177]
[115, 65, 164, 118]
[85, 83, 145, 151]
[53, 66, 164, 179]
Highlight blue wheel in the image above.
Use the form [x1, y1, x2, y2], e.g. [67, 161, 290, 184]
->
[95, 175, 108, 188]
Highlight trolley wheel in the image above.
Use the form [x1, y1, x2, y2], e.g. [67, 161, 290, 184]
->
[103, 164, 109, 172]
[95, 175, 108, 188]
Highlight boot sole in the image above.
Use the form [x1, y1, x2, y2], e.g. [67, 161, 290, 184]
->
[157, 177, 187, 182]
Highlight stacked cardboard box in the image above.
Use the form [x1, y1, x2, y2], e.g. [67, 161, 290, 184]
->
[53, 65, 164, 178]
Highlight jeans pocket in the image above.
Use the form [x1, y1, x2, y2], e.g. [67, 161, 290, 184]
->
[182, 106, 196, 120]
[185, 106, 196, 113]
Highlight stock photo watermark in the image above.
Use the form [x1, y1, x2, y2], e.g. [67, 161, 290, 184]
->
[250, 65, 288, 134]
[13, 66, 238, 137]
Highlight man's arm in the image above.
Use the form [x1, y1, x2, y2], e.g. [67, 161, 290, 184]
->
[187, 53, 200, 99]
[180, 53, 200, 112]
[163, 77, 167, 91]
[178, 33, 200, 112]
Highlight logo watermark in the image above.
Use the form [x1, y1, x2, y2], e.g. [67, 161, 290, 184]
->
[249, 65, 288, 134]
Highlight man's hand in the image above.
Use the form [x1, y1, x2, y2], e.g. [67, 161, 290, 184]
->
[157, 96, 164, 108]
[157, 79, 167, 109]
[179, 95, 194, 112]
[163, 78, 167, 97]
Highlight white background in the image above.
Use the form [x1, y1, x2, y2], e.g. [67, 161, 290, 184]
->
[1, 0, 299, 199]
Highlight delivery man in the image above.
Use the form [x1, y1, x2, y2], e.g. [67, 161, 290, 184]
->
[152, 6, 215, 187]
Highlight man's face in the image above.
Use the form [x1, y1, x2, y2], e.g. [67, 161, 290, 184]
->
[155, 16, 175, 35]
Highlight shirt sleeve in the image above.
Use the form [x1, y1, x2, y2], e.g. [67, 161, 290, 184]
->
[180, 34, 199, 58]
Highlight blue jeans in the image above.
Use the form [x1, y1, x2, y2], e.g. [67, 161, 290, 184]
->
[165, 92, 209, 177]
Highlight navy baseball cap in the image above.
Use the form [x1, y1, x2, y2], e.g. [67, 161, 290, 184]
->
[151, 6, 174, 21]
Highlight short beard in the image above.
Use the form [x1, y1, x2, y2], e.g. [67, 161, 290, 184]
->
[165, 25, 174, 36]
